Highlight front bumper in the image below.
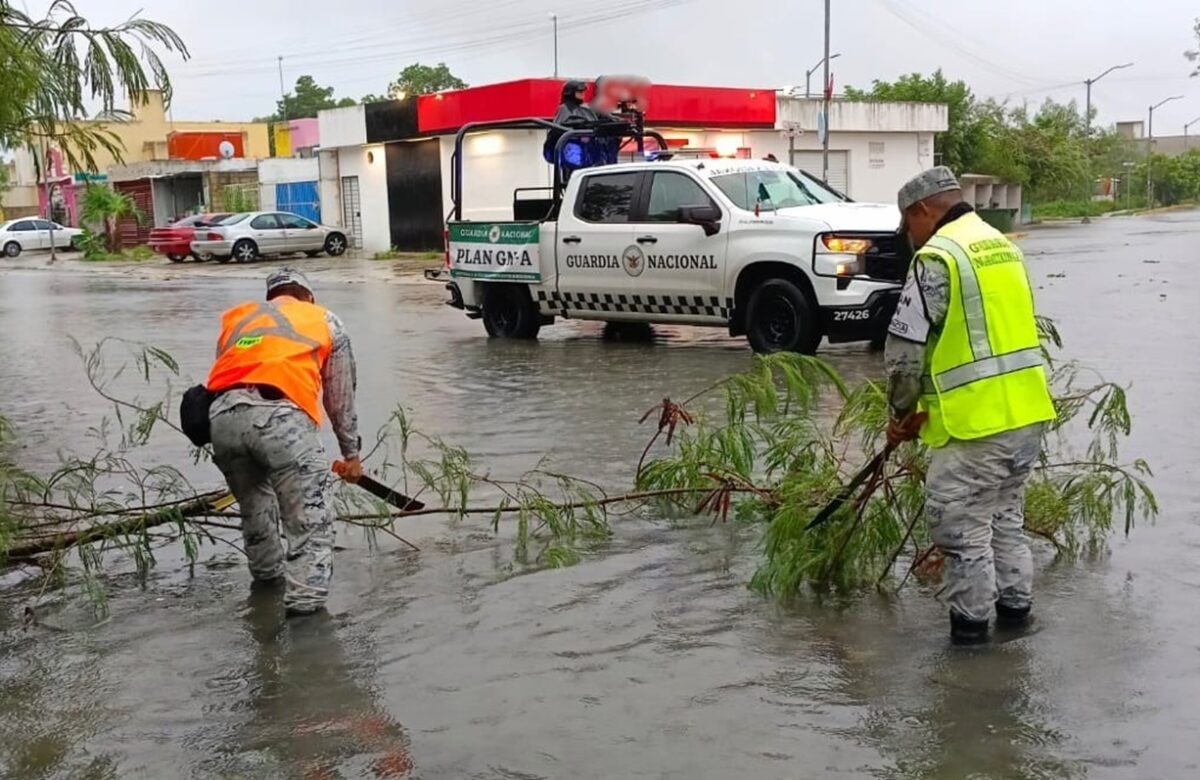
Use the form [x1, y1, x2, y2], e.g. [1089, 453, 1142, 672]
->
[820, 288, 900, 344]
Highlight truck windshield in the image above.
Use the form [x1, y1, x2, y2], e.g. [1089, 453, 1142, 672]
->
[711, 168, 843, 212]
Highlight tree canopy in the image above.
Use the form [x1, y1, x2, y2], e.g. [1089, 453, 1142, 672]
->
[257, 75, 357, 123]
[362, 62, 467, 102]
[0, 0, 188, 172]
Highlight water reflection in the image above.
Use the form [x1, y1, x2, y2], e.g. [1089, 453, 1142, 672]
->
[205, 589, 414, 778]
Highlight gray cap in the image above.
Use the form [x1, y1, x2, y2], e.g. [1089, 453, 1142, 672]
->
[897, 166, 961, 211]
[265, 267, 314, 297]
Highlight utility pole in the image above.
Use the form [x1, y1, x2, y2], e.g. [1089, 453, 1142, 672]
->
[821, 0, 831, 183]
[277, 55, 287, 121]
[40, 138, 56, 264]
[1147, 95, 1183, 207]
[805, 52, 839, 98]
[1185, 115, 1200, 150]
[1081, 62, 1132, 223]
[551, 14, 559, 78]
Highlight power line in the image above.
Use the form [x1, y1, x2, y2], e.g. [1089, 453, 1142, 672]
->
[874, 0, 1044, 86]
[174, 0, 678, 81]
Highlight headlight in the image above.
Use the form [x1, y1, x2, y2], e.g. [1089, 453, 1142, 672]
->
[821, 235, 873, 254]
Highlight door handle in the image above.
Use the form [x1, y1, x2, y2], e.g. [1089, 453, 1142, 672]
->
[562, 235, 582, 244]
[637, 235, 658, 245]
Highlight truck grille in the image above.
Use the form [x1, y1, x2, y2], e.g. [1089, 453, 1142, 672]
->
[863, 233, 912, 283]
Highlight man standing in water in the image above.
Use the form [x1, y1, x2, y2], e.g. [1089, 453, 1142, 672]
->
[207, 268, 361, 615]
[884, 167, 1056, 645]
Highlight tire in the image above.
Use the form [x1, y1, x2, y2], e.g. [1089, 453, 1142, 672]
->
[744, 278, 821, 354]
[602, 321, 654, 342]
[232, 239, 258, 263]
[305, 250, 322, 258]
[324, 233, 347, 256]
[215, 254, 233, 264]
[3, 241, 21, 258]
[167, 253, 187, 263]
[481, 284, 541, 339]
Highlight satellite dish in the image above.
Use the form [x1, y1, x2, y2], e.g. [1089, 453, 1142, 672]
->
[218, 140, 235, 159]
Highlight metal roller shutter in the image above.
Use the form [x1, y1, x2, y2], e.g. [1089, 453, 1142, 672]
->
[790, 150, 849, 197]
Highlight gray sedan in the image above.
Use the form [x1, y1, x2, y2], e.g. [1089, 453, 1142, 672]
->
[191, 211, 349, 264]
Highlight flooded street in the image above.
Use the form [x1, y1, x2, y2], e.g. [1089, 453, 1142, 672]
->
[1, 210, 1198, 779]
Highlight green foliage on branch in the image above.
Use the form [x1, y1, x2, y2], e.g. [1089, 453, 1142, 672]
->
[0, 0, 187, 172]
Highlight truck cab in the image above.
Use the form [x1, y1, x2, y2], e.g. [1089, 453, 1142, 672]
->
[442, 120, 910, 354]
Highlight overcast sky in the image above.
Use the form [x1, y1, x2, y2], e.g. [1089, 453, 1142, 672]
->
[51, 0, 1200, 133]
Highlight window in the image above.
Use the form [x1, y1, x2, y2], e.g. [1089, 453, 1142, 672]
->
[869, 142, 885, 169]
[277, 213, 315, 229]
[576, 172, 639, 223]
[215, 214, 248, 226]
[10, 220, 34, 231]
[645, 172, 715, 222]
[33, 220, 57, 230]
[712, 168, 842, 212]
[250, 214, 281, 230]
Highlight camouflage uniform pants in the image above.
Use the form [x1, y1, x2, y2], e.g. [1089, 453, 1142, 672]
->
[925, 423, 1044, 623]
[210, 403, 335, 613]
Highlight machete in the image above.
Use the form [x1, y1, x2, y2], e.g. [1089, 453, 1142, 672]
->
[333, 461, 426, 512]
[804, 447, 890, 530]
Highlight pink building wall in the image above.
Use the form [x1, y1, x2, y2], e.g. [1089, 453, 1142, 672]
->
[287, 118, 320, 150]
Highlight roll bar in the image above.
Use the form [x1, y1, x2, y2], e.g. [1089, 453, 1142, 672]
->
[450, 117, 668, 221]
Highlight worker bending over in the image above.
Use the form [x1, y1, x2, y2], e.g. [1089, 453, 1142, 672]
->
[885, 167, 1056, 645]
[207, 268, 362, 615]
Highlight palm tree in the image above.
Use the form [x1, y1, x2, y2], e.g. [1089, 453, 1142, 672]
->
[80, 185, 140, 253]
[0, 1, 187, 172]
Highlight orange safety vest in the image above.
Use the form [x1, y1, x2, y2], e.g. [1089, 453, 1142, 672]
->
[207, 297, 333, 424]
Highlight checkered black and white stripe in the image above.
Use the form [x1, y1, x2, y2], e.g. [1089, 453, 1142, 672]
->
[536, 290, 733, 319]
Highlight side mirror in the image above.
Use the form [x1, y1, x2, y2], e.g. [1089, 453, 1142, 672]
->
[679, 204, 721, 237]
[307, 223, 318, 229]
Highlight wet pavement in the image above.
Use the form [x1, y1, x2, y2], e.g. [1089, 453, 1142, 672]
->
[0, 210, 1197, 778]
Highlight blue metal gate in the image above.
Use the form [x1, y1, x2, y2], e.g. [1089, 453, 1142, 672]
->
[275, 181, 320, 223]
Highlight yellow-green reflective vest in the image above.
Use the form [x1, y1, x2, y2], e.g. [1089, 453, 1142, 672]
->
[917, 212, 1056, 448]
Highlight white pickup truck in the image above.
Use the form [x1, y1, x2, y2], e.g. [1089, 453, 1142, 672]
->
[441, 127, 909, 353]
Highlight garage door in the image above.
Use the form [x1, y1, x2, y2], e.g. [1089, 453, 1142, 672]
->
[791, 150, 849, 197]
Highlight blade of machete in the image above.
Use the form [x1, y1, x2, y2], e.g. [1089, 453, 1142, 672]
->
[805, 449, 888, 530]
[353, 474, 425, 512]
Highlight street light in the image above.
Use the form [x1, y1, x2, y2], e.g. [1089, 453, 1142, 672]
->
[1147, 95, 1183, 206]
[550, 13, 558, 78]
[1084, 62, 1133, 139]
[1185, 115, 1200, 150]
[1081, 62, 1131, 223]
[805, 51, 840, 98]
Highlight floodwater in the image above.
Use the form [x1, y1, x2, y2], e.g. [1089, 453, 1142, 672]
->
[0, 210, 1197, 779]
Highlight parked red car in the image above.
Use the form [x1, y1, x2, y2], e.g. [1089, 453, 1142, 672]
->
[149, 213, 232, 262]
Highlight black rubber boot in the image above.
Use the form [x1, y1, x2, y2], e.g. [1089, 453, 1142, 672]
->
[949, 611, 989, 645]
[995, 602, 1032, 628]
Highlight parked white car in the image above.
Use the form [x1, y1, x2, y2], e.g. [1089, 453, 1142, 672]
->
[1, 218, 83, 257]
[190, 211, 349, 264]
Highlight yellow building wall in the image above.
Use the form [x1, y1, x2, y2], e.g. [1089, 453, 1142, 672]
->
[68, 91, 272, 171]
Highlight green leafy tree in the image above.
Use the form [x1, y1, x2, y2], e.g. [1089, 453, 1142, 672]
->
[845, 70, 988, 173]
[258, 75, 357, 122]
[0, 0, 187, 172]
[364, 62, 467, 102]
[79, 184, 141, 254]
